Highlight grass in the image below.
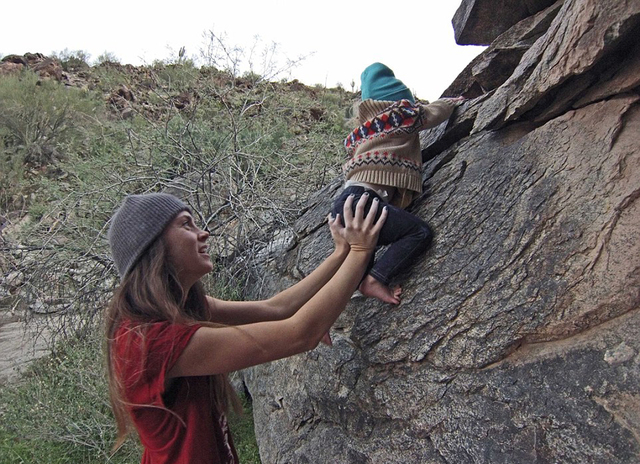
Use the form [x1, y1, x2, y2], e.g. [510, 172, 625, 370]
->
[0, 329, 139, 463]
[230, 395, 262, 463]
[0, 431, 76, 464]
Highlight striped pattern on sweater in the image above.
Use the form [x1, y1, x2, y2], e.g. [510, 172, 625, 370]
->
[344, 99, 424, 154]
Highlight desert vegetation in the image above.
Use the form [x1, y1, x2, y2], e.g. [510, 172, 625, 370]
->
[0, 42, 353, 462]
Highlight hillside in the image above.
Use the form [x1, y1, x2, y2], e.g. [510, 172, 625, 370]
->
[0, 50, 354, 343]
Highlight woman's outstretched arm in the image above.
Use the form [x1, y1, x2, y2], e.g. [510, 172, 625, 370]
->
[206, 227, 350, 325]
[168, 194, 386, 378]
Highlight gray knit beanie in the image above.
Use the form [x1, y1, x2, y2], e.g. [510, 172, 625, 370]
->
[107, 193, 189, 280]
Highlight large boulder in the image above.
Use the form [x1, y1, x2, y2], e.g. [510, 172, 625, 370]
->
[0, 53, 65, 82]
[241, 0, 640, 462]
[453, 0, 559, 45]
[443, 1, 563, 99]
[472, 0, 640, 132]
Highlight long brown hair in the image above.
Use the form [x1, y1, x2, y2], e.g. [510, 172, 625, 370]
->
[105, 236, 240, 451]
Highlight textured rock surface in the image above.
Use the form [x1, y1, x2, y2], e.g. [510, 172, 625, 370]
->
[0, 53, 64, 82]
[241, 0, 640, 462]
[452, 0, 558, 45]
[443, 1, 563, 99]
[472, 0, 640, 132]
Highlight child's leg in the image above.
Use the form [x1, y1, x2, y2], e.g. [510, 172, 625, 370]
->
[332, 186, 432, 304]
[364, 202, 433, 295]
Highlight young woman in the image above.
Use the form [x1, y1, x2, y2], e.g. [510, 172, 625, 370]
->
[105, 191, 386, 464]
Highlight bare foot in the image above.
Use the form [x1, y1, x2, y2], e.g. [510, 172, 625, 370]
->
[358, 275, 402, 304]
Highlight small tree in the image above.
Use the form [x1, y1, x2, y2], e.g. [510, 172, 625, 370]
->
[95, 51, 120, 65]
[52, 48, 91, 71]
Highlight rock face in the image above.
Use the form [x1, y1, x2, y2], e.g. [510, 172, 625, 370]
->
[452, 0, 558, 45]
[241, 0, 640, 462]
[0, 53, 64, 82]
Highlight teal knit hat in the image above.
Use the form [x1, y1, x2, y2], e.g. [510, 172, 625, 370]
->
[107, 193, 189, 280]
[360, 62, 414, 103]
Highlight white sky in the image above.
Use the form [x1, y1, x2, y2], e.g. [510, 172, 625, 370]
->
[2, 1, 484, 101]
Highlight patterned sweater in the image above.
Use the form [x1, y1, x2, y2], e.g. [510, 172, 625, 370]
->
[343, 98, 457, 208]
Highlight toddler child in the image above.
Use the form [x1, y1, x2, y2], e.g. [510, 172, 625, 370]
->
[331, 62, 464, 304]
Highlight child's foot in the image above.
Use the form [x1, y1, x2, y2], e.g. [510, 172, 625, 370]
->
[358, 275, 402, 304]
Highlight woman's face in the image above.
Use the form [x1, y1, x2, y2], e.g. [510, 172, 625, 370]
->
[163, 211, 213, 288]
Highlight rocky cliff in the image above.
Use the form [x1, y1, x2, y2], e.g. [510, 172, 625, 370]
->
[240, 0, 640, 462]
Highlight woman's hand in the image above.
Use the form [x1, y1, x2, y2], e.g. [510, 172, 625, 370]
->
[338, 193, 387, 252]
[328, 212, 349, 254]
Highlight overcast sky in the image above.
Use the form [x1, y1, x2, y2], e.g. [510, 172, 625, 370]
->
[2, 1, 485, 101]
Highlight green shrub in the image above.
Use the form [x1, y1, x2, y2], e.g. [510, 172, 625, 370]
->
[0, 71, 104, 219]
[95, 52, 120, 65]
[0, 72, 101, 166]
[152, 61, 199, 92]
[52, 49, 91, 72]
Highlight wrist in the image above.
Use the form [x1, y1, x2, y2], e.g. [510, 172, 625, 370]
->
[334, 243, 350, 256]
[349, 244, 375, 253]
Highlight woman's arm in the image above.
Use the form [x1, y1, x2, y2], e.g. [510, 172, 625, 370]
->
[206, 238, 350, 325]
[168, 195, 386, 378]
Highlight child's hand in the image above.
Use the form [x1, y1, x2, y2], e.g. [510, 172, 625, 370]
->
[340, 194, 387, 252]
[442, 96, 465, 104]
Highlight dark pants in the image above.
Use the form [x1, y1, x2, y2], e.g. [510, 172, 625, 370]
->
[331, 185, 433, 286]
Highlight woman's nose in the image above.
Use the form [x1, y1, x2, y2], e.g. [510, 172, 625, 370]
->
[199, 227, 210, 240]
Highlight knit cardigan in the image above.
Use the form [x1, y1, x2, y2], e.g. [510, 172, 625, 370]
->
[343, 98, 456, 208]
